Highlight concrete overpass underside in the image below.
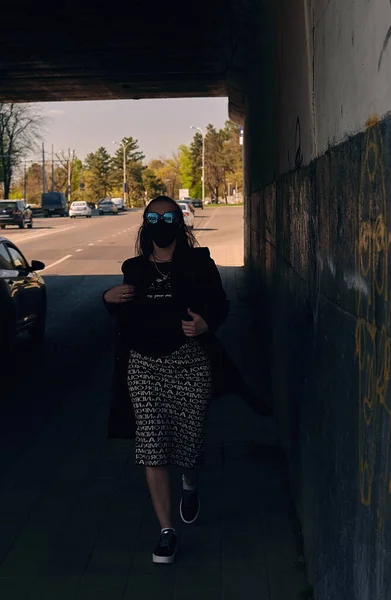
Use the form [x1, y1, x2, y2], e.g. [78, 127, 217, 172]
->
[0, 1, 250, 123]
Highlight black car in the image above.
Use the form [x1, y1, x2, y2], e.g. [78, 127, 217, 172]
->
[181, 197, 203, 210]
[0, 200, 33, 229]
[190, 198, 203, 210]
[0, 237, 46, 353]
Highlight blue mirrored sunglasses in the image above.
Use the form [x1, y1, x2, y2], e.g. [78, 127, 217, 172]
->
[145, 210, 177, 225]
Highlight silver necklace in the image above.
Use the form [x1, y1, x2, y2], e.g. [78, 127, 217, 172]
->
[152, 255, 171, 280]
[152, 253, 172, 263]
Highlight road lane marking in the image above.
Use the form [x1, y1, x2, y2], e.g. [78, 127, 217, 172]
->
[88, 243, 94, 246]
[6, 226, 76, 244]
[97, 239, 102, 242]
[196, 208, 218, 236]
[42, 254, 72, 271]
[76, 249, 83, 252]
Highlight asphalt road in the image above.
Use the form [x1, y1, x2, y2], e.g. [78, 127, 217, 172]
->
[1, 207, 243, 480]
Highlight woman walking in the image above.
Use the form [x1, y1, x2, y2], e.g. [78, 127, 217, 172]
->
[103, 196, 229, 564]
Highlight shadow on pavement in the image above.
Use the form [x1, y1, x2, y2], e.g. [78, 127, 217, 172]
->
[0, 267, 309, 599]
[194, 228, 218, 232]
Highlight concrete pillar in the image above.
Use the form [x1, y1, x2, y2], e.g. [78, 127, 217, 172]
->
[243, 0, 277, 269]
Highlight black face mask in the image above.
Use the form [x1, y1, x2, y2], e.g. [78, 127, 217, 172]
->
[148, 221, 179, 248]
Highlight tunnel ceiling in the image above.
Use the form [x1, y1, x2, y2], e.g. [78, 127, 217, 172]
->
[0, 2, 237, 103]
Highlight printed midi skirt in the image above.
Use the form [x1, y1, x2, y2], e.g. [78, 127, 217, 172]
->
[127, 339, 213, 468]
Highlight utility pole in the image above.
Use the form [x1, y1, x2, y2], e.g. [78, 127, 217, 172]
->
[42, 143, 47, 193]
[59, 149, 74, 206]
[113, 140, 133, 208]
[51, 144, 55, 191]
[67, 148, 72, 206]
[23, 161, 27, 201]
[123, 145, 127, 207]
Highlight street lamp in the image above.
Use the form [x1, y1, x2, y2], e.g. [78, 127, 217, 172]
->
[113, 140, 134, 208]
[190, 126, 205, 204]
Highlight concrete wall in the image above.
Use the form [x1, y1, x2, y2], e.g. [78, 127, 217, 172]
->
[243, 0, 391, 598]
[277, 0, 391, 173]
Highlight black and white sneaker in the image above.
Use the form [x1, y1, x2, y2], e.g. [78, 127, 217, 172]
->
[179, 475, 200, 524]
[152, 528, 177, 564]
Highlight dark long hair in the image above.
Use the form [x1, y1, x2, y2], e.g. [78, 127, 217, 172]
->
[135, 196, 198, 257]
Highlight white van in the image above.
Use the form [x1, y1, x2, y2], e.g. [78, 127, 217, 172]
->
[111, 197, 125, 211]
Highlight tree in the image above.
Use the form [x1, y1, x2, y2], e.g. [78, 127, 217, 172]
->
[142, 168, 164, 200]
[178, 145, 193, 192]
[84, 147, 112, 200]
[15, 163, 42, 204]
[148, 156, 181, 199]
[10, 153, 85, 204]
[111, 137, 145, 200]
[204, 124, 227, 203]
[148, 159, 166, 172]
[0, 104, 44, 198]
[190, 133, 202, 199]
[127, 162, 145, 206]
[221, 121, 243, 201]
[187, 121, 243, 203]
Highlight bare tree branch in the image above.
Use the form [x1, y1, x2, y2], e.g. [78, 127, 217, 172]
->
[0, 103, 45, 197]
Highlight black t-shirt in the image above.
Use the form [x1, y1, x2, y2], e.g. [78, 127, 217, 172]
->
[130, 260, 188, 357]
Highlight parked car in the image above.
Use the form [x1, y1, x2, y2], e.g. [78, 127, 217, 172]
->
[99, 200, 118, 215]
[0, 237, 46, 354]
[178, 202, 195, 229]
[0, 200, 33, 230]
[69, 201, 92, 218]
[42, 192, 67, 218]
[111, 197, 126, 212]
[190, 198, 203, 210]
[180, 198, 196, 213]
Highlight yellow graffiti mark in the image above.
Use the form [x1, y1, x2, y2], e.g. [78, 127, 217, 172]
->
[366, 116, 380, 128]
[356, 123, 391, 516]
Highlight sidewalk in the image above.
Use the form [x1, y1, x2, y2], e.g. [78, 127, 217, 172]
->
[0, 242, 309, 599]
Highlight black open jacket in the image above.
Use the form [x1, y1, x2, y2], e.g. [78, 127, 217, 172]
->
[103, 246, 249, 439]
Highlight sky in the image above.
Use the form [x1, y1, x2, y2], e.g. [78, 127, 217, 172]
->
[35, 98, 229, 163]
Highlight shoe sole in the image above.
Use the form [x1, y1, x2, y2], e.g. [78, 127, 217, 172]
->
[179, 496, 200, 524]
[152, 552, 176, 564]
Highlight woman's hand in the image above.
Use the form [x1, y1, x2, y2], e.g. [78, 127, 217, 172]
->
[104, 284, 135, 304]
[182, 309, 209, 337]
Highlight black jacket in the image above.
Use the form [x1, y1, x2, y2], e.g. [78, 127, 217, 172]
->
[103, 246, 250, 439]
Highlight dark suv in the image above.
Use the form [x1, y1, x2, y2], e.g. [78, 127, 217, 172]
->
[0, 200, 33, 229]
[190, 198, 203, 209]
[182, 197, 203, 210]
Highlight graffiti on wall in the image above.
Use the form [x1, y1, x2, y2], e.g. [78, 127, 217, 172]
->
[355, 123, 391, 529]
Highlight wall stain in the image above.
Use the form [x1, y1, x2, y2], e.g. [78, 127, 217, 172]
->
[355, 124, 391, 535]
